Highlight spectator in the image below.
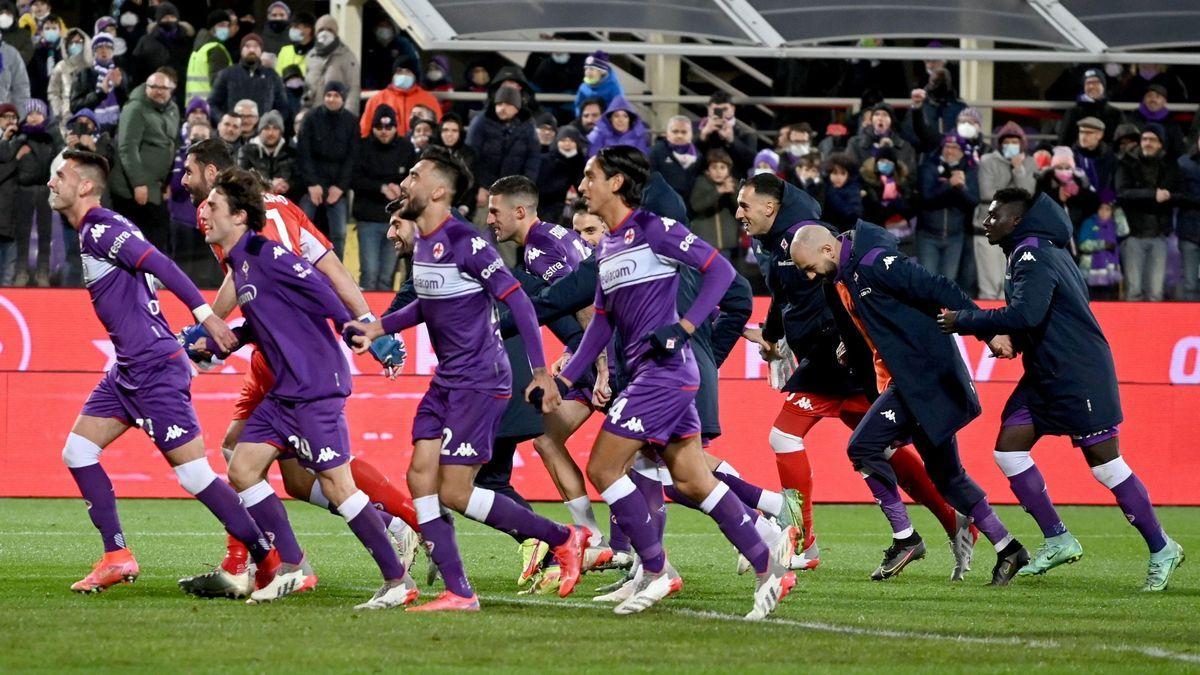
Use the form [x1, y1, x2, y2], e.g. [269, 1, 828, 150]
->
[457, 59, 491, 119]
[916, 134, 979, 280]
[696, 91, 757, 177]
[536, 125, 586, 224]
[109, 69, 180, 254]
[0, 1, 32, 65]
[169, 117, 210, 230]
[362, 17, 420, 91]
[62, 108, 114, 170]
[789, 152, 822, 202]
[573, 50, 622, 116]
[112, 2, 148, 61]
[26, 11, 64, 100]
[1117, 125, 1178, 302]
[585, 95, 649, 157]
[689, 149, 740, 259]
[1117, 63, 1189, 105]
[847, 102, 917, 174]
[1076, 190, 1123, 300]
[297, 80, 358, 259]
[432, 111, 478, 215]
[209, 33, 286, 125]
[1072, 116, 1118, 192]
[0, 102, 19, 282]
[569, 96, 604, 139]
[535, 111, 557, 152]
[238, 109, 297, 200]
[821, 153, 863, 231]
[1127, 84, 1186, 159]
[466, 85, 540, 211]
[358, 53, 439, 138]
[69, 34, 125, 135]
[0, 15, 29, 114]
[1058, 68, 1123, 146]
[131, 2, 192, 104]
[12, 98, 57, 287]
[752, 149, 781, 178]
[976, 121, 1037, 299]
[486, 64, 540, 116]
[234, 99, 259, 146]
[351, 103, 411, 291]
[408, 116, 434, 154]
[907, 67, 967, 153]
[529, 48, 580, 122]
[422, 55, 454, 116]
[216, 111, 242, 149]
[778, 122, 817, 176]
[1036, 146, 1096, 232]
[181, 97, 210, 141]
[1177, 135, 1200, 301]
[46, 25, 85, 130]
[1112, 123, 1142, 159]
[260, 2, 292, 64]
[184, 10, 232, 104]
[279, 64, 305, 122]
[303, 15, 360, 115]
[167, 118, 214, 283]
[649, 115, 700, 203]
[274, 12, 314, 78]
[860, 144, 913, 244]
[818, 122, 850, 157]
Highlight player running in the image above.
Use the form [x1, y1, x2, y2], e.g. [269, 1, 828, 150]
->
[186, 168, 417, 609]
[175, 140, 419, 598]
[344, 146, 588, 612]
[939, 188, 1185, 591]
[790, 221, 1030, 585]
[48, 150, 281, 594]
[557, 146, 795, 619]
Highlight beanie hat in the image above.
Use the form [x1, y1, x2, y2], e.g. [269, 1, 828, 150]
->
[155, 2, 179, 22]
[93, 16, 116, 35]
[281, 64, 304, 84]
[993, 121, 1027, 150]
[68, 108, 98, 127]
[1142, 122, 1166, 144]
[91, 33, 114, 51]
[1081, 68, 1106, 88]
[940, 133, 962, 150]
[392, 52, 418, 73]
[258, 110, 284, 132]
[584, 50, 610, 73]
[372, 103, 397, 127]
[324, 80, 347, 98]
[556, 125, 585, 145]
[291, 12, 315, 27]
[206, 9, 229, 29]
[494, 86, 522, 108]
[1145, 83, 1169, 99]
[1051, 145, 1075, 168]
[185, 96, 210, 118]
[753, 149, 780, 173]
[534, 110, 557, 129]
[315, 14, 338, 34]
[241, 33, 263, 49]
[267, 1, 291, 18]
[958, 107, 982, 126]
[0, 103, 18, 118]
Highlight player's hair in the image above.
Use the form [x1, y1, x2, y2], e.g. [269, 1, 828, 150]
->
[187, 138, 236, 172]
[570, 196, 589, 216]
[594, 145, 648, 207]
[61, 149, 110, 187]
[213, 168, 266, 231]
[739, 172, 784, 203]
[489, 175, 539, 209]
[992, 186, 1035, 212]
[419, 144, 473, 204]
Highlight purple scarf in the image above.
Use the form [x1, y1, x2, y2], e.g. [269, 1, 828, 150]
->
[1137, 103, 1170, 122]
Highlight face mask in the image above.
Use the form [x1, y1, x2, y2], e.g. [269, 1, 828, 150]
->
[43, 29, 59, 44]
[1104, 63, 1122, 78]
[288, 27, 303, 43]
[956, 122, 978, 139]
[112, 36, 127, 56]
[0, 14, 13, 29]
[120, 12, 138, 28]
[425, 68, 443, 82]
[286, 77, 304, 89]
[583, 74, 601, 86]
[876, 160, 894, 176]
[1001, 144, 1021, 159]
[551, 52, 569, 65]
[214, 26, 230, 42]
[559, 146, 578, 158]
[1054, 168, 1074, 183]
[158, 22, 177, 36]
[68, 42, 83, 56]
[392, 73, 414, 89]
[267, 20, 287, 33]
[788, 143, 809, 157]
[316, 30, 334, 46]
[375, 28, 393, 43]
[1138, 67, 1157, 80]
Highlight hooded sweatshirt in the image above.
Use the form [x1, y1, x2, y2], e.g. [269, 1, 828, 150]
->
[585, 95, 649, 157]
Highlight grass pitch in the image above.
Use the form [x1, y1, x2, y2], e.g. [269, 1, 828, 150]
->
[0, 498, 1196, 673]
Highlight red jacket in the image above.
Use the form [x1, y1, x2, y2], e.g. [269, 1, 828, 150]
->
[359, 85, 441, 138]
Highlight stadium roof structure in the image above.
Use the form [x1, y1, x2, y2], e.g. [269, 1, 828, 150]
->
[380, 0, 1200, 64]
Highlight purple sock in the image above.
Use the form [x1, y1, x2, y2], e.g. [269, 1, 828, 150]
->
[864, 473, 913, 536]
[630, 467, 666, 542]
[68, 464, 125, 552]
[421, 513, 473, 597]
[247, 494, 304, 564]
[969, 499, 1012, 547]
[702, 484, 769, 574]
[609, 516, 631, 553]
[602, 477, 666, 573]
[195, 480, 273, 562]
[469, 488, 570, 546]
[663, 483, 699, 510]
[1007, 466, 1067, 538]
[1110, 474, 1168, 553]
[345, 504, 405, 580]
[714, 470, 766, 512]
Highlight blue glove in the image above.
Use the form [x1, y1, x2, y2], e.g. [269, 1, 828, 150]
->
[646, 323, 691, 358]
[368, 334, 407, 371]
[179, 323, 231, 361]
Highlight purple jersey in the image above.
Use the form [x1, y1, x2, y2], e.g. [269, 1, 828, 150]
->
[523, 220, 591, 284]
[595, 209, 720, 387]
[410, 216, 525, 393]
[79, 207, 182, 371]
[225, 232, 352, 402]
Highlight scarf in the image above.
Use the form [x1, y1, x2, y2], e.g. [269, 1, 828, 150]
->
[1137, 103, 1170, 122]
[91, 61, 120, 129]
[314, 35, 340, 58]
[668, 142, 697, 168]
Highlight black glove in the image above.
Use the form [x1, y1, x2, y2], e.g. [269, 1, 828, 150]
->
[528, 377, 571, 410]
[646, 323, 691, 358]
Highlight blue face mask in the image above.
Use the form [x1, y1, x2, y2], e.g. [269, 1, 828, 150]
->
[68, 42, 83, 56]
[43, 29, 60, 44]
[392, 73, 414, 90]
[877, 160, 895, 176]
[1001, 144, 1021, 159]
[214, 26, 230, 42]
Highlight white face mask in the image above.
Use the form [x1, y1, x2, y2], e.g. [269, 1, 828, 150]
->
[788, 143, 810, 156]
[119, 11, 138, 28]
[956, 122, 978, 139]
[559, 146, 578, 158]
[316, 30, 334, 46]
[0, 14, 13, 29]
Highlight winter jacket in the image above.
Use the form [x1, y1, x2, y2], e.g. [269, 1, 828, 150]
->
[0, 132, 19, 237]
[1035, 169, 1097, 233]
[0, 1, 32, 65]
[953, 194, 1122, 435]
[209, 61, 288, 122]
[1176, 149, 1200, 245]
[573, 73, 623, 117]
[1058, 97, 1124, 146]
[238, 136, 300, 199]
[695, 116, 758, 178]
[835, 220, 983, 446]
[27, 19, 65, 100]
[906, 96, 967, 155]
[358, 84, 440, 138]
[1116, 149, 1178, 238]
[350, 134, 415, 223]
[296, 104, 359, 191]
[585, 95, 649, 158]
[70, 62, 128, 133]
[536, 147, 584, 224]
[648, 138, 700, 202]
[14, 124, 58, 186]
[847, 130, 917, 178]
[47, 28, 89, 127]
[303, 37, 360, 114]
[689, 175, 740, 252]
[917, 157, 979, 238]
[465, 106, 540, 188]
[1071, 143, 1118, 193]
[976, 149, 1037, 233]
[109, 83, 180, 203]
[0, 41, 29, 113]
[1127, 108, 1187, 159]
[823, 177, 864, 231]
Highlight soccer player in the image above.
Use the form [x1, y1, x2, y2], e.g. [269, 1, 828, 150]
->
[344, 146, 588, 612]
[737, 173, 976, 578]
[191, 167, 416, 609]
[48, 150, 281, 594]
[176, 140, 419, 598]
[790, 221, 1030, 585]
[557, 146, 795, 619]
[939, 188, 1185, 591]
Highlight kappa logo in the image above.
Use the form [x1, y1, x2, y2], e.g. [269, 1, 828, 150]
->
[621, 417, 645, 433]
[163, 425, 188, 442]
[432, 241, 445, 259]
[452, 442, 477, 457]
[881, 409, 897, 423]
[526, 247, 544, 261]
[89, 223, 110, 241]
[623, 229, 635, 244]
[662, 218, 677, 231]
[471, 237, 488, 254]
[272, 245, 286, 259]
[793, 396, 814, 410]
[315, 446, 338, 464]
[1020, 251, 1037, 262]
[883, 255, 896, 269]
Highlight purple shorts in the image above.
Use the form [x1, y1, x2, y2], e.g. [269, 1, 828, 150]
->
[602, 378, 701, 447]
[412, 382, 509, 465]
[241, 396, 351, 473]
[1001, 405, 1119, 448]
[81, 354, 201, 452]
[564, 385, 595, 409]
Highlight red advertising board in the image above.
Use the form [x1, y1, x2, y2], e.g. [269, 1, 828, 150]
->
[0, 289, 1196, 504]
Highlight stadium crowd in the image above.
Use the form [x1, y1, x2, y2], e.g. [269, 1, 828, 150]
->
[1, 1, 1198, 300]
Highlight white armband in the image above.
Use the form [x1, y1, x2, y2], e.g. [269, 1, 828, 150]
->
[358, 312, 377, 323]
[192, 304, 214, 323]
